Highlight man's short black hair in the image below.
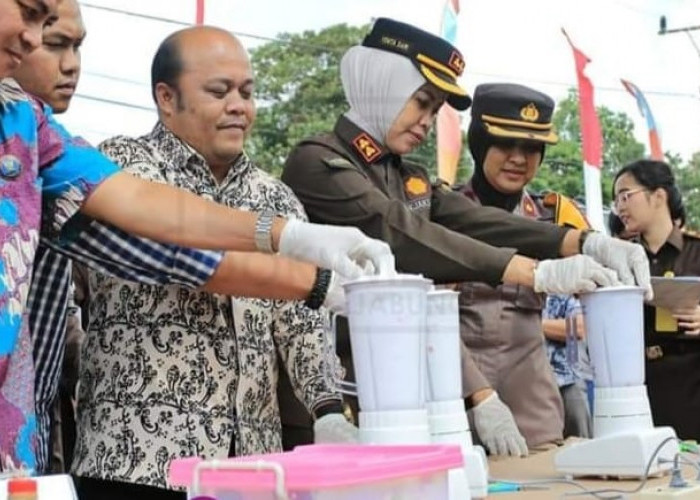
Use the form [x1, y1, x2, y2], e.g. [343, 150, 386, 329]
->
[151, 32, 183, 104]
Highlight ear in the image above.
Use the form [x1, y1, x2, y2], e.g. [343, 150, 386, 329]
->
[652, 187, 667, 208]
[155, 82, 178, 117]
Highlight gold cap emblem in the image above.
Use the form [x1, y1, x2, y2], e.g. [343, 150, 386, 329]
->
[520, 103, 539, 122]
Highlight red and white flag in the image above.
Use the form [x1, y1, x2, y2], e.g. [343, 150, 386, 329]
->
[562, 29, 605, 231]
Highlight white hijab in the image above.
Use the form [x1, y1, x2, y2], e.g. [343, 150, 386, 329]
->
[340, 46, 425, 146]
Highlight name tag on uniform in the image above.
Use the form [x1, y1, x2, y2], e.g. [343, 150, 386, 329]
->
[655, 307, 678, 332]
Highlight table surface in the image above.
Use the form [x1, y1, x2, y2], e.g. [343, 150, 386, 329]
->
[486, 442, 697, 499]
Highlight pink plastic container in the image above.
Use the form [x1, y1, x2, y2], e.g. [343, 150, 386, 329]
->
[169, 445, 463, 500]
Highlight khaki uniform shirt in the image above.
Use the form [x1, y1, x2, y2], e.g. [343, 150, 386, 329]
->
[72, 123, 341, 488]
[281, 116, 570, 286]
[457, 182, 564, 448]
[281, 116, 569, 424]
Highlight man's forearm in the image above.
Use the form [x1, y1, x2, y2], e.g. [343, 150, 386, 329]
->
[202, 251, 316, 300]
[81, 171, 286, 253]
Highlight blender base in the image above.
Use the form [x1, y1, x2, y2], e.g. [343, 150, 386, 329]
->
[428, 400, 488, 498]
[554, 426, 678, 477]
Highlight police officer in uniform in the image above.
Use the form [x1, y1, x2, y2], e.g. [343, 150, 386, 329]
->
[455, 83, 594, 455]
[613, 159, 700, 440]
[279, 18, 651, 452]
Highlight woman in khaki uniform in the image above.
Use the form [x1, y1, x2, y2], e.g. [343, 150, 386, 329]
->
[279, 17, 652, 453]
[455, 84, 571, 455]
[613, 159, 700, 440]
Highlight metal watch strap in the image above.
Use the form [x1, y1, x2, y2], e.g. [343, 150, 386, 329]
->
[254, 210, 275, 253]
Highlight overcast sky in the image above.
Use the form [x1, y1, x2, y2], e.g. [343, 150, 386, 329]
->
[62, 0, 700, 162]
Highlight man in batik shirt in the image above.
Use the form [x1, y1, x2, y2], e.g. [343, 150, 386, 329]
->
[72, 26, 356, 500]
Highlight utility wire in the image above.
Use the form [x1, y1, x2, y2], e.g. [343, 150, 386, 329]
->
[74, 92, 155, 112]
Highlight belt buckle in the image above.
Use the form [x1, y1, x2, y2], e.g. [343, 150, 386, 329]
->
[646, 345, 664, 361]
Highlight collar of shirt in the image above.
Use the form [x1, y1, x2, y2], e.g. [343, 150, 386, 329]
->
[633, 225, 684, 255]
[148, 121, 253, 188]
[0, 78, 27, 106]
[333, 115, 394, 167]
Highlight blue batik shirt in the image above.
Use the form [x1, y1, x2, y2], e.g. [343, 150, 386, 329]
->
[543, 294, 593, 387]
[0, 79, 118, 471]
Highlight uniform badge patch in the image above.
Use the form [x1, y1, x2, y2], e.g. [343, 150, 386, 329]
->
[448, 51, 465, 76]
[523, 196, 536, 217]
[405, 176, 429, 197]
[352, 133, 381, 163]
[520, 103, 540, 122]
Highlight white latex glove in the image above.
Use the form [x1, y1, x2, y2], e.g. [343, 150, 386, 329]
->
[534, 255, 621, 295]
[470, 393, 528, 457]
[322, 272, 346, 315]
[279, 219, 396, 279]
[313, 413, 359, 443]
[582, 232, 652, 300]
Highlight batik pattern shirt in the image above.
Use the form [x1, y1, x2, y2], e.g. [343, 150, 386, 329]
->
[0, 79, 118, 471]
[543, 294, 592, 387]
[71, 122, 340, 488]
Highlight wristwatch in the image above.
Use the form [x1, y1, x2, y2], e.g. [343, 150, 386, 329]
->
[254, 210, 275, 253]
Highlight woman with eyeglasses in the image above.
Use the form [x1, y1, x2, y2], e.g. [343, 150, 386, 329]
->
[613, 159, 700, 440]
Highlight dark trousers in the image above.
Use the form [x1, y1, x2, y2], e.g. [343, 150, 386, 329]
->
[647, 349, 700, 440]
[76, 436, 236, 500]
[76, 477, 186, 500]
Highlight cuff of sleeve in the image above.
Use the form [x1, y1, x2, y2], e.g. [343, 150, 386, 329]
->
[487, 248, 518, 286]
[311, 399, 344, 420]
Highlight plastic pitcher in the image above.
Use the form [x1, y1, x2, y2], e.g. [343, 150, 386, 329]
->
[426, 290, 462, 402]
[580, 286, 645, 388]
[332, 274, 432, 412]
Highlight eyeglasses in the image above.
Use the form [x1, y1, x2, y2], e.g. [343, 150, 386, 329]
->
[611, 188, 647, 215]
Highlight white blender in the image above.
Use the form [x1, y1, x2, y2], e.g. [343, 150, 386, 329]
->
[554, 286, 677, 477]
[425, 289, 489, 498]
[324, 275, 488, 499]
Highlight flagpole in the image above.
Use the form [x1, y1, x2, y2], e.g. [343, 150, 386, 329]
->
[195, 0, 205, 25]
[435, 0, 462, 185]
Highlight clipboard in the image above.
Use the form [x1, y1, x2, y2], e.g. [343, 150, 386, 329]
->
[649, 276, 700, 310]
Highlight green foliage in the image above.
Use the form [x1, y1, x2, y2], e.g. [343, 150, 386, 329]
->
[528, 88, 644, 205]
[672, 152, 700, 230]
[247, 24, 368, 176]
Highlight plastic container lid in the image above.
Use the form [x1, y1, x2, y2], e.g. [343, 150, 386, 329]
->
[8, 478, 38, 494]
[169, 444, 462, 492]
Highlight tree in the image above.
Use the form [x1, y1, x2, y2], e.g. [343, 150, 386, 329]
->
[528, 89, 644, 206]
[248, 24, 367, 176]
[671, 151, 700, 230]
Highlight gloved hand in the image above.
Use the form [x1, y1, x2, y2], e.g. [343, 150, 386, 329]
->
[322, 272, 346, 315]
[313, 413, 359, 443]
[279, 219, 396, 279]
[470, 393, 528, 457]
[582, 232, 652, 300]
[534, 255, 620, 295]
